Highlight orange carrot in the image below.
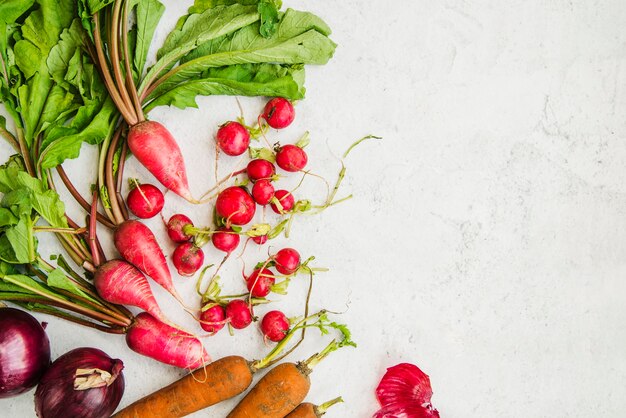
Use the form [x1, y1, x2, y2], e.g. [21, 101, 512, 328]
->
[112, 356, 252, 418]
[226, 362, 311, 418]
[285, 397, 344, 418]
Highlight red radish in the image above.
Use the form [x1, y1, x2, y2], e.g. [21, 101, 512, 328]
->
[225, 300, 253, 329]
[199, 304, 226, 334]
[94, 260, 170, 325]
[211, 228, 240, 253]
[172, 243, 204, 276]
[374, 363, 439, 418]
[114, 220, 183, 304]
[166, 214, 194, 243]
[247, 159, 275, 182]
[274, 248, 301, 275]
[246, 268, 276, 298]
[126, 312, 210, 369]
[127, 120, 194, 201]
[215, 187, 256, 225]
[270, 189, 295, 214]
[216, 122, 250, 156]
[260, 311, 290, 342]
[261, 98, 295, 129]
[126, 184, 164, 219]
[252, 235, 268, 245]
[251, 179, 275, 206]
[275, 145, 307, 172]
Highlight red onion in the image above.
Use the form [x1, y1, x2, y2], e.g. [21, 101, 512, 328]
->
[35, 347, 124, 418]
[374, 363, 439, 418]
[0, 307, 51, 398]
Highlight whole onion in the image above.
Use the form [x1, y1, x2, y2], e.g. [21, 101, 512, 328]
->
[35, 347, 124, 418]
[0, 307, 51, 398]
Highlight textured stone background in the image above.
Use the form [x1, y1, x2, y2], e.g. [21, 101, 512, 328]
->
[3, 0, 626, 417]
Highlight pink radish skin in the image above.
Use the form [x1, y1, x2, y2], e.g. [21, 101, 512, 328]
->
[114, 220, 182, 303]
[127, 120, 193, 201]
[251, 179, 275, 206]
[166, 214, 194, 243]
[276, 145, 308, 172]
[225, 300, 253, 329]
[126, 312, 210, 369]
[126, 184, 164, 219]
[261, 310, 290, 342]
[172, 243, 204, 276]
[246, 268, 276, 298]
[262, 98, 295, 129]
[274, 248, 301, 275]
[215, 187, 256, 225]
[271, 190, 295, 214]
[94, 260, 169, 323]
[247, 159, 275, 182]
[211, 228, 240, 253]
[216, 122, 250, 156]
[252, 235, 268, 245]
[200, 305, 226, 334]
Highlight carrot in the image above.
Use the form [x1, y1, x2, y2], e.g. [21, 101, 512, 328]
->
[226, 362, 310, 418]
[112, 356, 252, 418]
[285, 397, 344, 418]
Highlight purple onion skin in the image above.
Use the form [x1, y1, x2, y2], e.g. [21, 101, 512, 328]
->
[35, 347, 124, 418]
[0, 308, 51, 398]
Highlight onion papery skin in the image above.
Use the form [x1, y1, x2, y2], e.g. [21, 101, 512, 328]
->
[0, 308, 51, 398]
[34, 347, 124, 418]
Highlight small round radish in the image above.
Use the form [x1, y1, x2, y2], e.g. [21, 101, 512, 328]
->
[200, 304, 226, 334]
[172, 243, 204, 276]
[275, 145, 307, 172]
[216, 121, 250, 156]
[274, 248, 301, 275]
[261, 310, 290, 342]
[215, 186, 256, 225]
[211, 228, 240, 253]
[225, 300, 253, 329]
[166, 214, 194, 243]
[270, 189, 295, 214]
[246, 268, 276, 298]
[262, 98, 295, 129]
[126, 184, 164, 219]
[252, 235, 268, 245]
[251, 179, 275, 206]
[247, 159, 275, 182]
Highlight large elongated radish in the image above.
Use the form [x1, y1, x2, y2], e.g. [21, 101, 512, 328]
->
[94, 260, 173, 327]
[114, 220, 184, 306]
[126, 312, 210, 369]
[127, 121, 194, 201]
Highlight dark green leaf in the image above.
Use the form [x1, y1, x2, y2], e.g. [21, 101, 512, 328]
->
[134, 0, 165, 77]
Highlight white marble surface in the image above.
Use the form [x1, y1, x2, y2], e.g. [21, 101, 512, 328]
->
[3, 0, 626, 417]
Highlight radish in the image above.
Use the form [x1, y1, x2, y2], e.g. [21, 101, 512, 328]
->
[215, 187, 256, 225]
[126, 183, 164, 219]
[114, 220, 184, 304]
[270, 190, 295, 214]
[199, 304, 226, 334]
[276, 145, 308, 172]
[216, 122, 250, 156]
[127, 121, 194, 201]
[260, 310, 290, 342]
[252, 235, 268, 245]
[247, 159, 275, 182]
[261, 98, 295, 129]
[274, 248, 301, 275]
[126, 312, 210, 369]
[225, 300, 253, 329]
[172, 243, 204, 276]
[94, 260, 172, 325]
[251, 179, 275, 206]
[246, 268, 276, 298]
[166, 214, 194, 243]
[211, 228, 240, 253]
